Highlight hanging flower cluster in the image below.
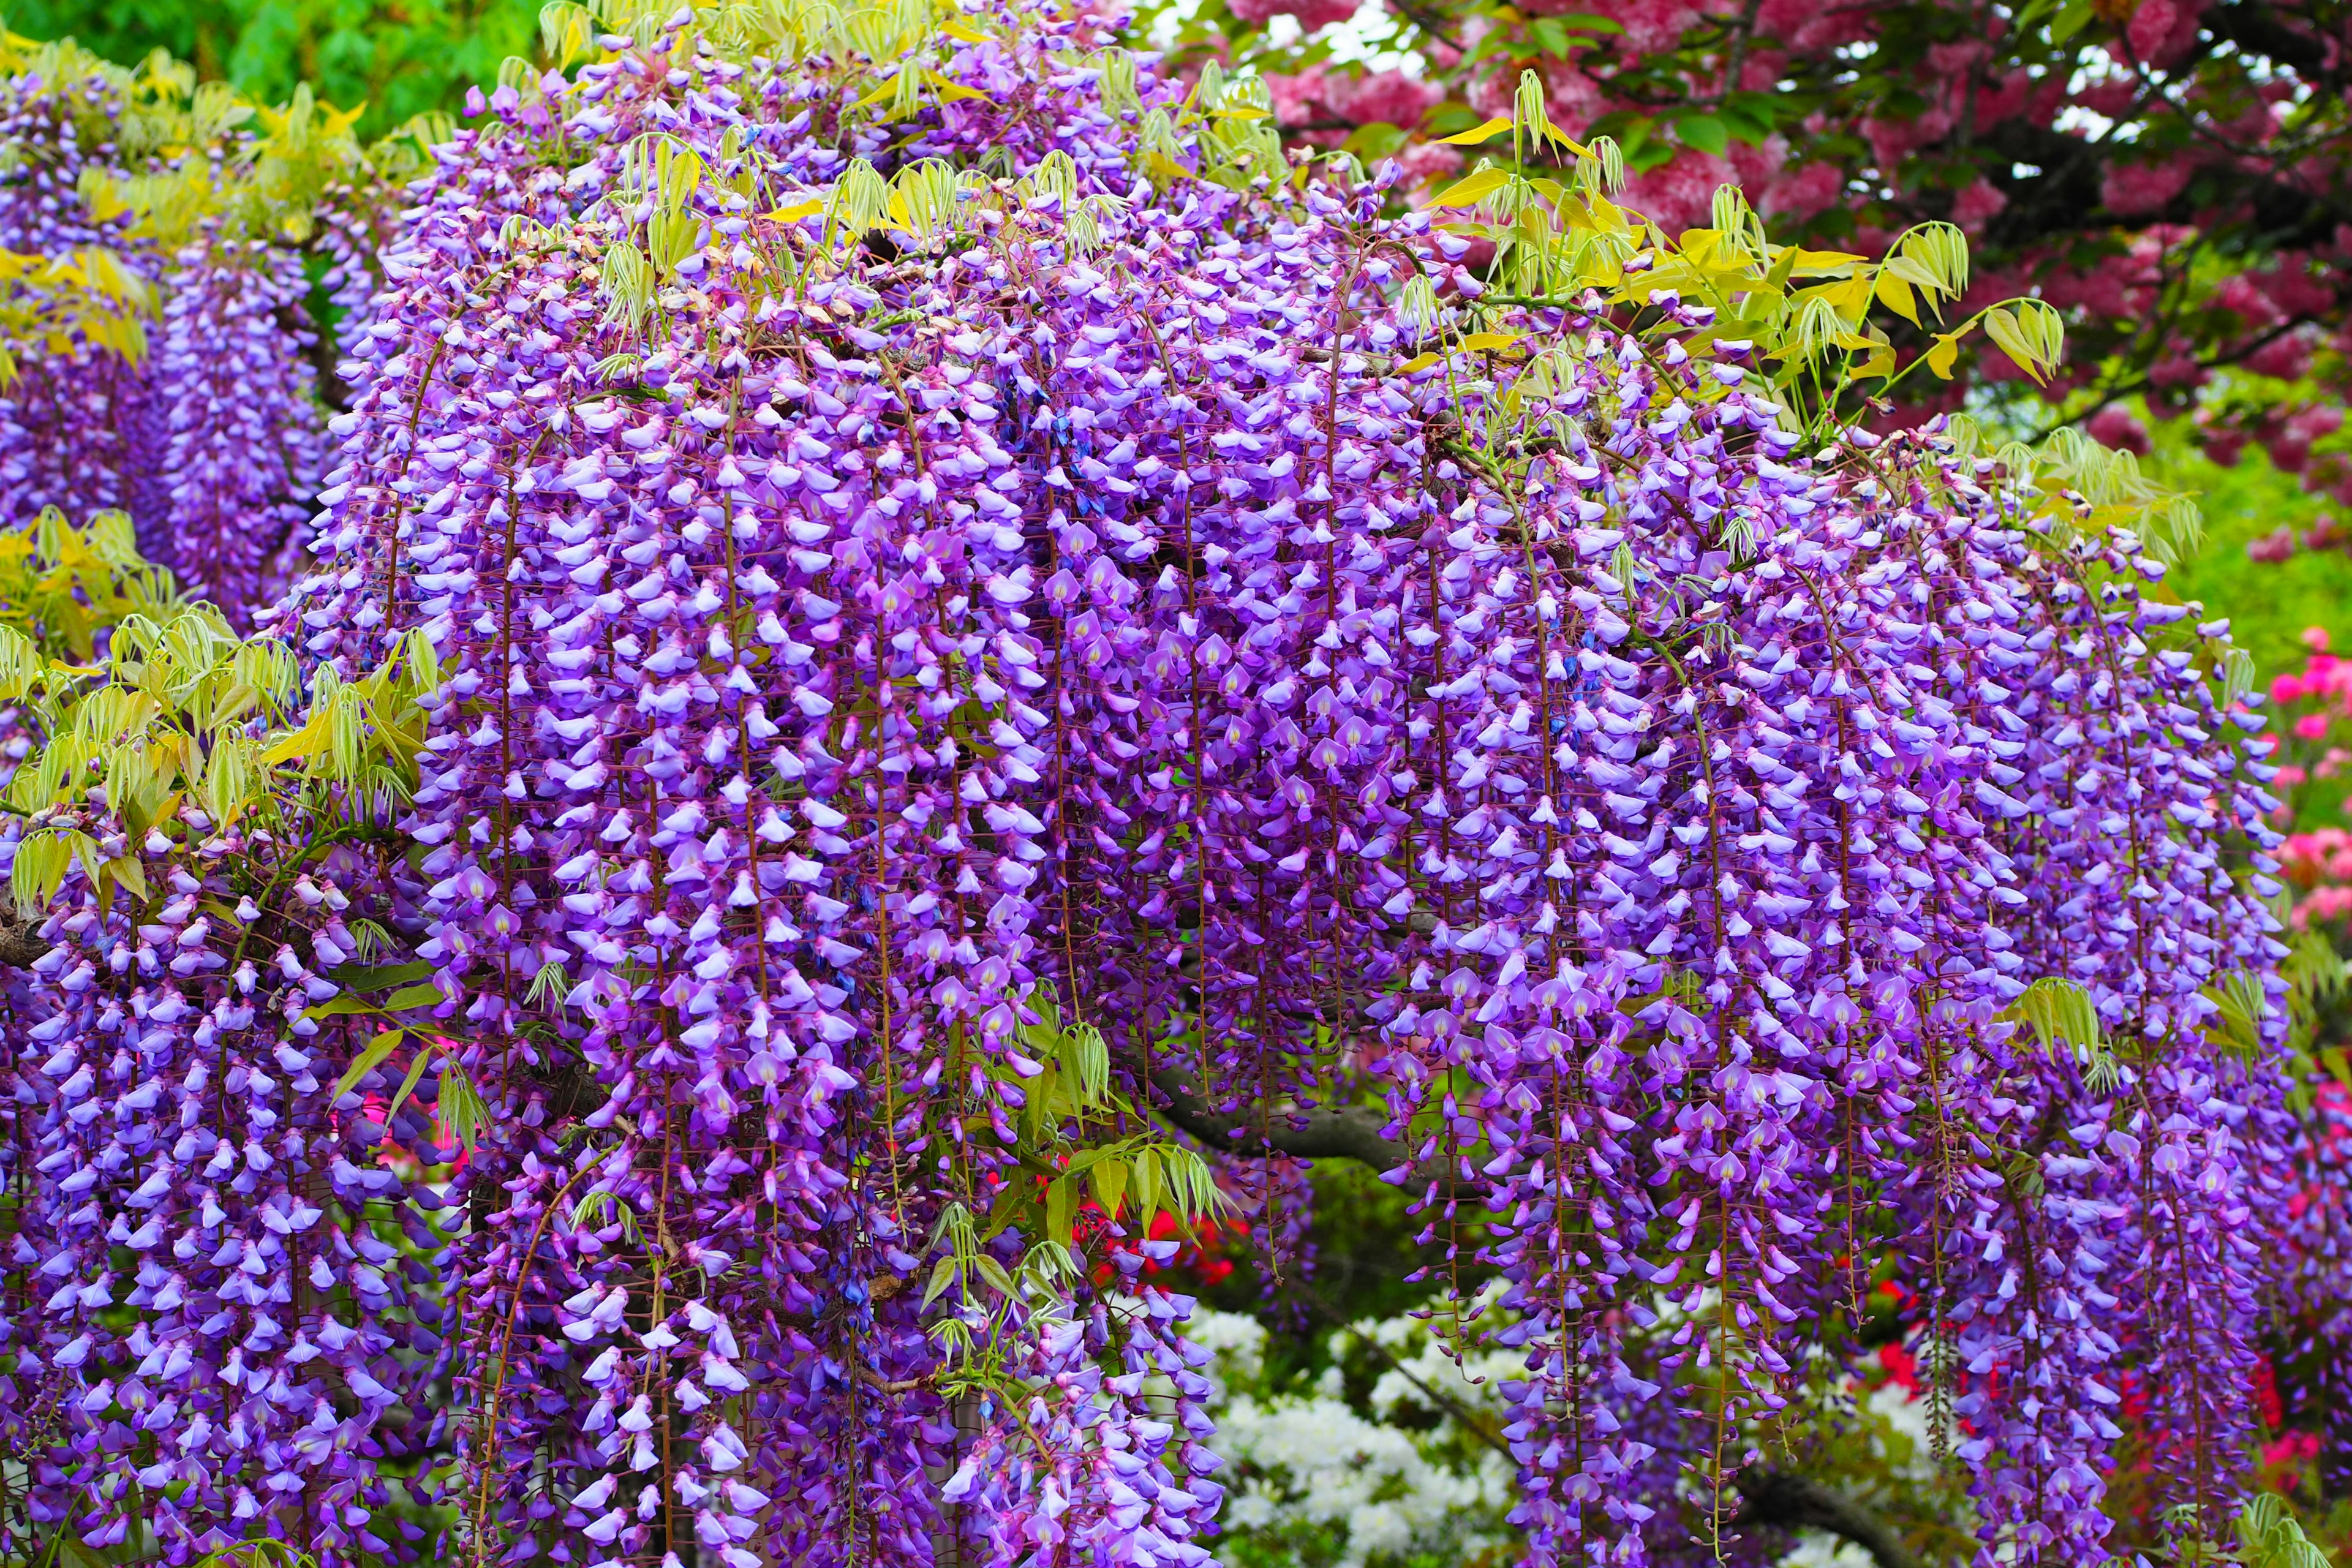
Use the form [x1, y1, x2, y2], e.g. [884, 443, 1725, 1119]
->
[0, 2, 2328, 1567]
[0, 38, 425, 624]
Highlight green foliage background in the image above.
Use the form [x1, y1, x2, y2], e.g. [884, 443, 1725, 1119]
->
[2146, 420, 2352, 826]
[2153, 436, 2352, 679]
[4, 0, 538, 135]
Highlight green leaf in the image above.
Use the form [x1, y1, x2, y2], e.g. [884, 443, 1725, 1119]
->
[1045, 1175, 1075, 1245]
[1675, 114, 1727, 157]
[386, 1046, 434, 1118]
[1343, 121, 1411, 161]
[330, 960, 435, 992]
[1131, 1147, 1161, 1235]
[330, 1029, 406, 1104]
[383, 981, 446, 1011]
[437, 1058, 489, 1152]
[302, 995, 385, 1021]
[1090, 1156, 1129, 1219]
[973, 1254, 1016, 1298]
[921, 1254, 958, 1306]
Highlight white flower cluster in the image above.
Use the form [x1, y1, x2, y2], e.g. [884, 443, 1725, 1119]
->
[1185, 1295, 1943, 1568]
[1185, 1300, 1518, 1568]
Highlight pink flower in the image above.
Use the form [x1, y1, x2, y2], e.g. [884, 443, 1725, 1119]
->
[1393, 141, 1464, 187]
[1324, 68, 1440, 129]
[1262, 66, 1330, 129]
[2086, 404, 2151, 456]
[1466, 65, 1516, 121]
[1762, 161, 1844, 221]
[1232, 0, 1359, 28]
[1604, 0, 1698, 53]
[1538, 61, 1607, 134]
[2100, 159, 2190, 216]
[2261, 265, 2334, 319]
[2274, 674, 2308, 705]
[2075, 78, 2138, 118]
[2296, 713, 2330, 741]
[2245, 332, 2312, 379]
[2201, 426, 2249, 467]
[2309, 625, 2335, 652]
[1951, 178, 2007, 232]
[1863, 109, 1951, 173]
[2126, 0, 2202, 64]
[1754, 0, 1873, 48]
[2248, 525, 2299, 562]
[1624, 149, 1735, 235]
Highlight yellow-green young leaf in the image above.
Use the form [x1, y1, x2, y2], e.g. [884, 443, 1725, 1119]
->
[764, 196, 824, 223]
[923, 70, 991, 102]
[383, 982, 446, 1011]
[2002, 976, 2101, 1054]
[330, 1030, 406, 1104]
[1457, 330, 1523, 353]
[1981, 301, 2064, 384]
[1432, 165, 1511, 209]
[437, 1058, 489, 1151]
[302, 995, 385, 1022]
[103, 854, 147, 904]
[921, 1254, 959, 1306]
[853, 68, 914, 111]
[1924, 330, 1964, 380]
[2218, 646, 2258, 707]
[1090, 1156, 1129, 1219]
[1131, 1147, 1161, 1235]
[1394, 351, 1444, 374]
[1891, 224, 1970, 306]
[1046, 1175, 1076, 1245]
[1788, 247, 1868, 276]
[1437, 116, 1513, 146]
[973, 1253, 1016, 1298]
[1874, 270, 1920, 326]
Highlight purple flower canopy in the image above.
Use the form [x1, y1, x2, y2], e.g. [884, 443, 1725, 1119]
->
[0, 4, 2330, 1567]
[0, 62, 364, 624]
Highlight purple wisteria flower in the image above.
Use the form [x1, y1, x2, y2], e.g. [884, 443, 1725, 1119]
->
[0, 4, 2329, 1566]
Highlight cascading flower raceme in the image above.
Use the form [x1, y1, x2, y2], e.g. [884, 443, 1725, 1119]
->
[148, 235, 328, 620]
[0, 3, 2324, 1566]
[0, 43, 366, 624]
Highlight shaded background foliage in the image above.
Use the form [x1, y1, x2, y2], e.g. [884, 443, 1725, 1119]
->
[1, 0, 537, 136]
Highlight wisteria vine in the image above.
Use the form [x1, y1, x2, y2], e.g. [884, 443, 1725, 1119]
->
[0, 3, 2334, 1567]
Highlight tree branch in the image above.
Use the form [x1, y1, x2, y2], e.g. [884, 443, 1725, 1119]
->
[2198, 0, 2332, 81]
[0, 908, 49, 968]
[1142, 1052, 1419, 1170]
[1732, 1468, 1929, 1568]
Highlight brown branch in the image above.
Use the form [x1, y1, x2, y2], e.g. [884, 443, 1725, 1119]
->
[1732, 1469, 1931, 1568]
[1143, 1052, 1419, 1172]
[0, 908, 48, 968]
